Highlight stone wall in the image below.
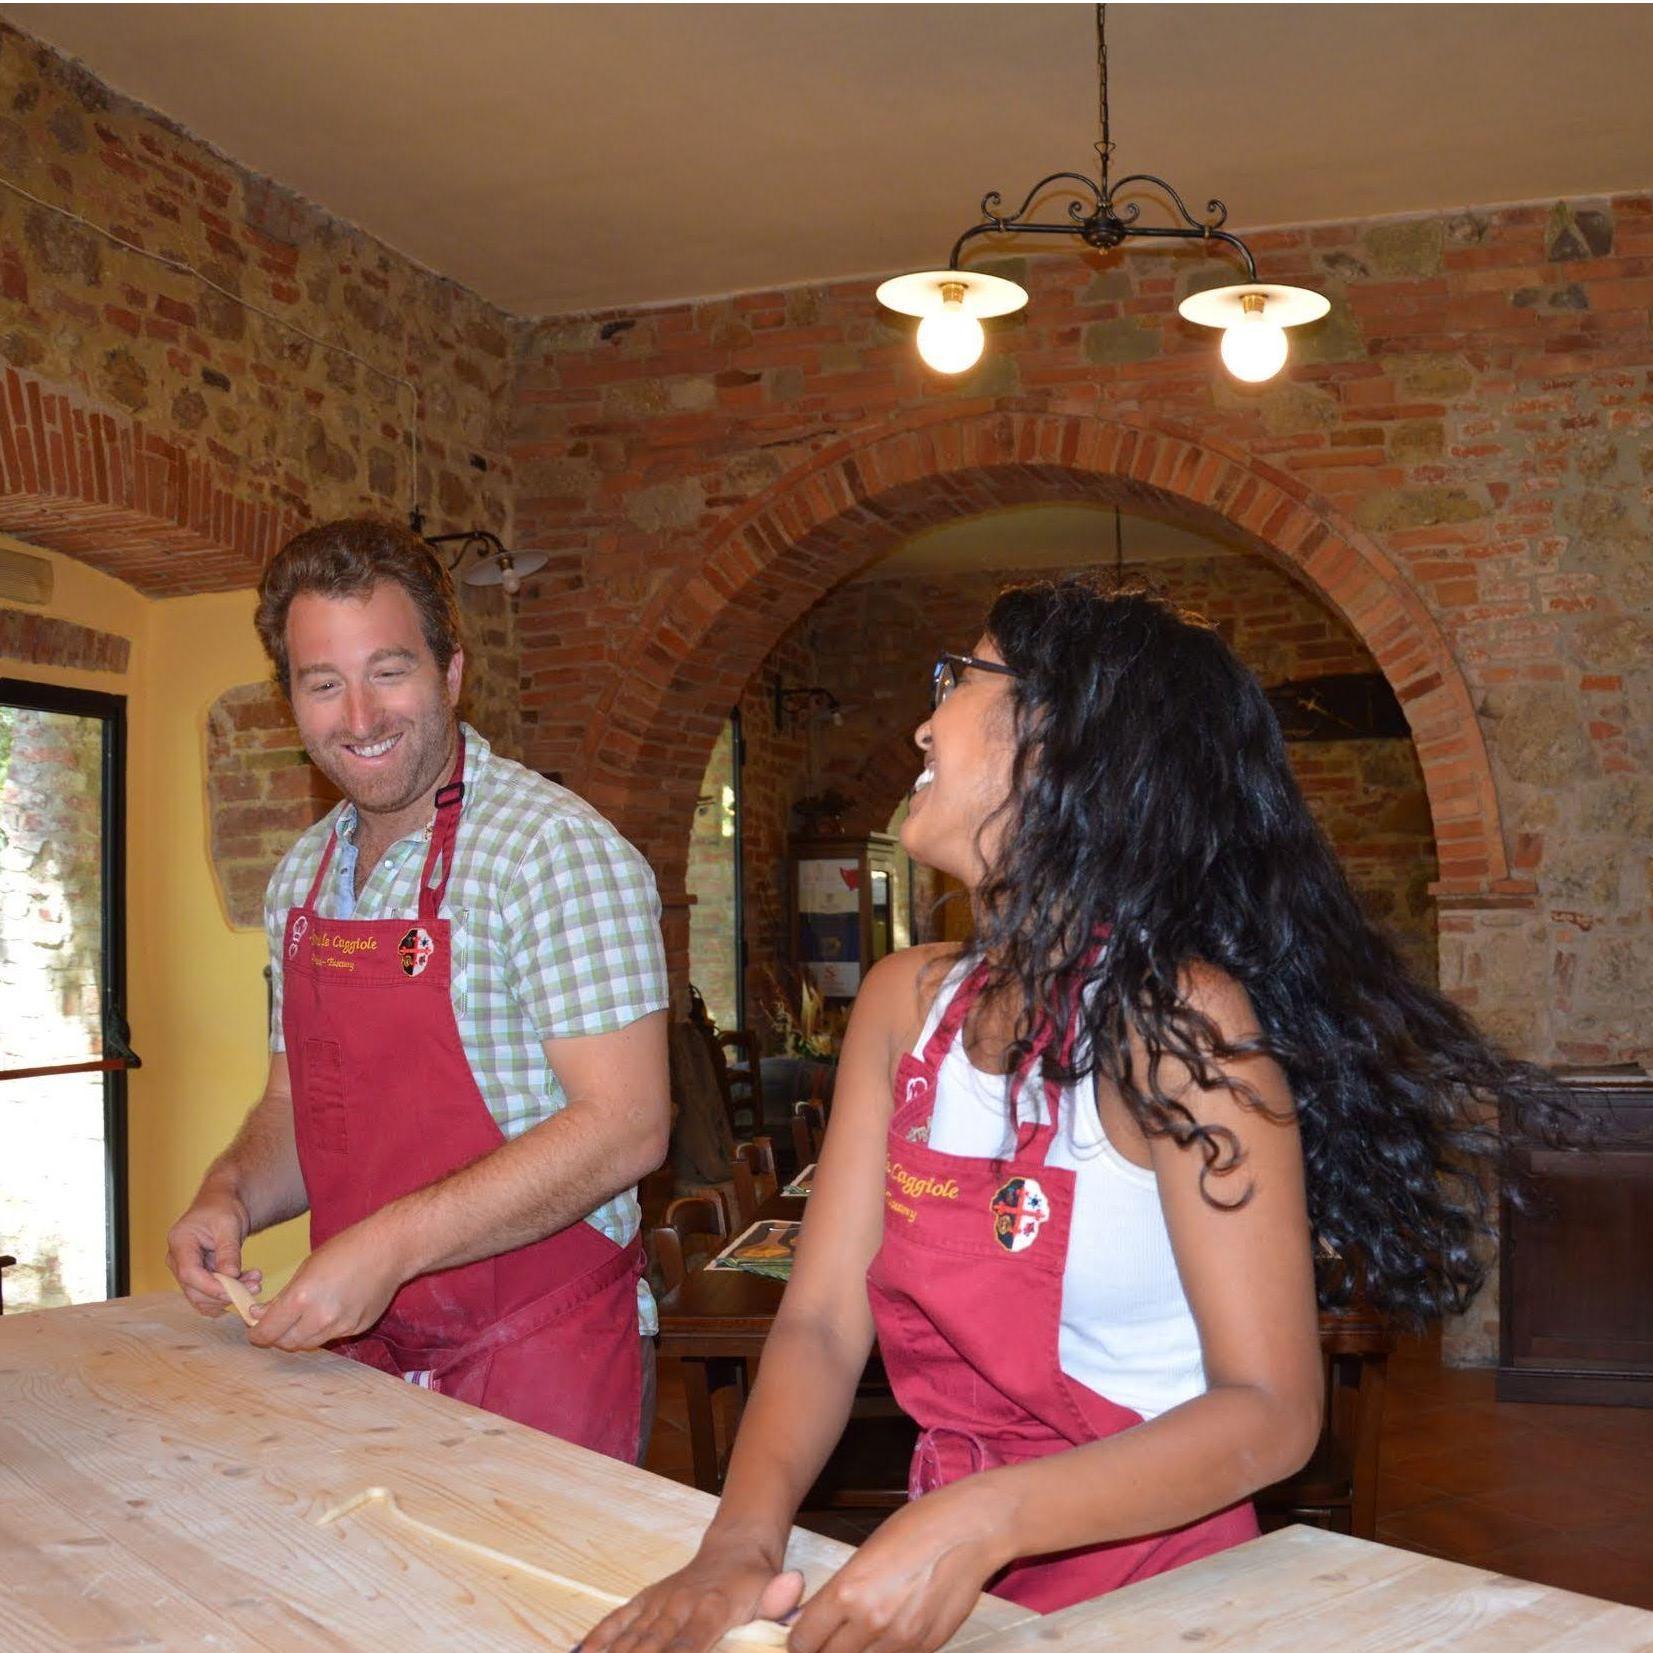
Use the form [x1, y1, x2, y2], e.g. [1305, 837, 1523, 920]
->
[0, 22, 521, 577]
[0, 21, 532, 906]
[510, 193, 1653, 1076]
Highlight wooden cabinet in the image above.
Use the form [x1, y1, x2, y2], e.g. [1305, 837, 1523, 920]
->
[790, 833, 908, 1004]
[1498, 1068, 1653, 1406]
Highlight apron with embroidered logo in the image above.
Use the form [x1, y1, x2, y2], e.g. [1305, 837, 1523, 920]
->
[865, 960, 1257, 1612]
[281, 738, 643, 1461]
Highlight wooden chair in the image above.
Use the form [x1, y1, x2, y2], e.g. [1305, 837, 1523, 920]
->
[0, 1255, 13, 1315]
[791, 1099, 826, 1170]
[802, 1353, 917, 1513]
[1256, 1301, 1394, 1539]
[647, 1194, 729, 1296]
[730, 1137, 778, 1228]
[717, 1029, 767, 1138]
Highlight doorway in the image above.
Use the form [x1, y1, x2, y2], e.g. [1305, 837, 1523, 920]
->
[0, 679, 135, 1308]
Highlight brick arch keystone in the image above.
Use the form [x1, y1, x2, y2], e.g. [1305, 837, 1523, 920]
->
[573, 407, 1519, 925]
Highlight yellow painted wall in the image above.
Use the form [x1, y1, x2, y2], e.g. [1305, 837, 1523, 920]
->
[1, 539, 307, 1297]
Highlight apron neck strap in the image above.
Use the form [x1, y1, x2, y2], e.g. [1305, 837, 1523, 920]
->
[919, 958, 991, 1070]
[418, 732, 467, 921]
[304, 825, 339, 909]
[919, 937, 1109, 1160]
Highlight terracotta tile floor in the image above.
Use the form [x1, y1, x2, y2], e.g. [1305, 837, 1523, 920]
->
[1376, 1332, 1653, 1611]
[647, 1334, 1653, 1606]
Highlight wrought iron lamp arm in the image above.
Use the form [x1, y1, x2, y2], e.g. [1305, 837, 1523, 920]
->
[422, 528, 509, 572]
[948, 167, 1257, 282]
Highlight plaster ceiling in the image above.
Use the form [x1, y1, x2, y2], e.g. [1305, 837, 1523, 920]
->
[864, 504, 1246, 581]
[5, 3, 1652, 316]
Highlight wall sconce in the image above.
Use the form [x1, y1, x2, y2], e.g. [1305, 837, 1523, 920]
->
[410, 509, 547, 596]
[774, 681, 843, 733]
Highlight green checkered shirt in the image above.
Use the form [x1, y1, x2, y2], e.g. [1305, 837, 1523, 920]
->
[264, 723, 668, 1332]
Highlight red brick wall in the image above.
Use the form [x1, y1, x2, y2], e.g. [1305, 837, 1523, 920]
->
[511, 198, 1653, 1069]
[0, 608, 128, 672]
[204, 683, 339, 928]
[734, 632, 818, 1034]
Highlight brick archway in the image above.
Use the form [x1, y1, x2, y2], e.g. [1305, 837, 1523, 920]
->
[0, 366, 302, 593]
[575, 405, 1522, 949]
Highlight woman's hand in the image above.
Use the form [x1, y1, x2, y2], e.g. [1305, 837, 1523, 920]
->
[786, 1477, 1011, 1653]
[577, 1538, 804, 1653]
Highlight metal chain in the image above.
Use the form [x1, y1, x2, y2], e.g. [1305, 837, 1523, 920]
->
[1094, 3, 1113, 190]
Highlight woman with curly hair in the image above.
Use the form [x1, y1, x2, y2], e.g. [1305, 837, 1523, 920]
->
[586, 580, 1560, 1653]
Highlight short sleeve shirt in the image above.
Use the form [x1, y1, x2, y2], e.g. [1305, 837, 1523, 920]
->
[264, 724, 668, 1329]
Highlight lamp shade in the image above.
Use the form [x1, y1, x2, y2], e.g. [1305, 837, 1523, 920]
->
[463, 550, 547, 589]
[1176, 282, 1330, 331]
[875, 269, 1030, 321]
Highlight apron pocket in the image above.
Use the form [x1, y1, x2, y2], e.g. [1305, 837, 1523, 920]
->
[300, 1036, 350, 1157]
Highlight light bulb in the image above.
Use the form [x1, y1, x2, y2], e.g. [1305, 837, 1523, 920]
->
[916, 293, 985, 374]
[499, 558, 521, 596]
[1219, 306, 1289, 382]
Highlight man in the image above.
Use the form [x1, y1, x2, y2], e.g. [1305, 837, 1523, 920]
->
[166, 518, 671, 1464]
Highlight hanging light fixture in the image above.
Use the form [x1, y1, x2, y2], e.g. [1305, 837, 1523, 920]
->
[409, 510, 547, 597]
[877, 4, 1327, 380]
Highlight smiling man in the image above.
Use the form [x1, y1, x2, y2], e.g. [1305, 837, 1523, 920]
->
[165, 518, 670, 1463]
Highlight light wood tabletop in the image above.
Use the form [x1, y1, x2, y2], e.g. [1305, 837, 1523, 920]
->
[988, 1524, 1653, 1651]
[0, 1293, 1029, 1651]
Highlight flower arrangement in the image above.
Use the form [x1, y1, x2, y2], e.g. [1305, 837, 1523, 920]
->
[766, 970, 849, 1060]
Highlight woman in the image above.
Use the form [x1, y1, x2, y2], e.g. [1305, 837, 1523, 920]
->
[587, 581, 1559, 1653]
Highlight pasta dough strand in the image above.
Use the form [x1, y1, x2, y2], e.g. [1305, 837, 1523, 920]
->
[211, 1271, 258, 1328]
[318, 1486, 790, 1648]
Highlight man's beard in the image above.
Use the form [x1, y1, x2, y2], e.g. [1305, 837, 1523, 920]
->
[306, 709, 454, 818]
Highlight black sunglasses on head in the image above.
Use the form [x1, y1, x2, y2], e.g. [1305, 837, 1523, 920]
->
[932, 651, 1022, 710]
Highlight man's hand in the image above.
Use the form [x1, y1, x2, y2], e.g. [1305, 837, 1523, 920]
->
[166, 1190, 260, 1317]
[246, 1217, 410, 1351]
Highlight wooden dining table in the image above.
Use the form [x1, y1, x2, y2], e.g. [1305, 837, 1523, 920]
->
[654, 1190, 802, 1492]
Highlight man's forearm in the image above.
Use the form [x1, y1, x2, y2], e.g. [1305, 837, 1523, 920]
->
[371, 1096, 668, 1277]
[201, 1087, 309, 1234]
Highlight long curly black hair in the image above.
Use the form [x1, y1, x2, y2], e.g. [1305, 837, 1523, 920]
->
[962, 578, 1566, 1325]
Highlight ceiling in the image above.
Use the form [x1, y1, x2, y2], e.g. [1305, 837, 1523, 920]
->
[864, 504, 1242, 581]
[5, 4, 1652, 316]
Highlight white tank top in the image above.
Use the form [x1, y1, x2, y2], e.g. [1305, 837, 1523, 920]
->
[914, 961, 1209, 1422]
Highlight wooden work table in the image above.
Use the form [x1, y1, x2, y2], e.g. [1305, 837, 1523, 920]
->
[0, 1294, 1028, 1651]
[998, 1524, 1653, 1651]
[6, 1296, 1649, 1653]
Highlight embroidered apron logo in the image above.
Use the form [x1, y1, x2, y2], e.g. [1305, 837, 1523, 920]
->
[904, 1074, 930, 1104]
[990, 1175, 1051, 1253]
[310, 929, 379, 972]
[287, 913, 309, 959]
[397, 926, 436, 978]
[884, 1157, 960, 1223]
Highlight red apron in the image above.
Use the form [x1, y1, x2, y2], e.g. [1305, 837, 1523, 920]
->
[865, 961, 1257, 1613]
[281, 739, 644, 1462]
